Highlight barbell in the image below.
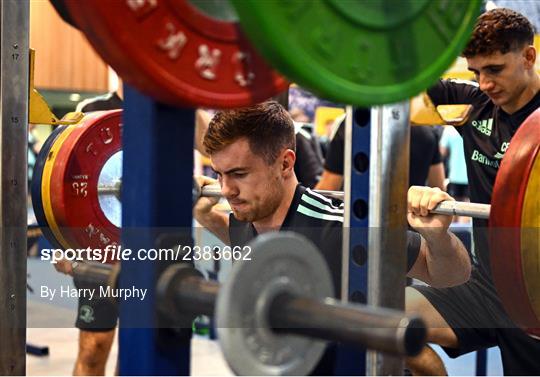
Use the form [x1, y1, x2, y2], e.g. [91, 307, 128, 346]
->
[100, 178, 491, 219]
[32, 108, 540, 336]
[73, 232, 427, 375]
[39, 0, 536, 357]
[194, 184, 491, 219]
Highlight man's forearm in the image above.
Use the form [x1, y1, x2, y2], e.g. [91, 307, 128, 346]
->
[422, 231, 471, 288]
[195, 210, 230, 245]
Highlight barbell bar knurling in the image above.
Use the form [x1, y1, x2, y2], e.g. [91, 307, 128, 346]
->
[430, 200, 490, 219]
[97, 180, 490, 220]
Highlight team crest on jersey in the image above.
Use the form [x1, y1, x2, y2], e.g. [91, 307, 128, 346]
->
[79, 305, 95, 323]
[471, 118, 493, 136]
[494, 141, 510, 160]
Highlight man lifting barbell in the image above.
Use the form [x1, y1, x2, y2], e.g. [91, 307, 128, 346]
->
[193, 100, 471, 374]
[406, 8, 540, 376]
[41, 4, 539, 375]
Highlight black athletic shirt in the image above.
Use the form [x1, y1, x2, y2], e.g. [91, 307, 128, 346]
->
[229, 184, 422, 295]
[294, 126, 324, 188]
[325, 120, 442, 186]
[428, 79, 540, 282]
[409, 127, 443, 186]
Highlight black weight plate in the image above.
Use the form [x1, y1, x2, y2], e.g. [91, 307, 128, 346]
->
[31, 125, 67, 250]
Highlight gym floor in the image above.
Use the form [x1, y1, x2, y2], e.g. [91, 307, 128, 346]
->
[27, 258, 233, 376]
[27, 257, 504, 376]
[26, 328, 233, 376]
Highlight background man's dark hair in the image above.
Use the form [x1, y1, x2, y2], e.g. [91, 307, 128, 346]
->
[463, 8, 535, 57]
[203, 101, 296, 165]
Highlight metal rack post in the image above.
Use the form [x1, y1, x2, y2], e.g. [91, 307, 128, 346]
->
[119, 86, 194, 375]
[0, 0, 29, 374]
[367, 103, 410, 375]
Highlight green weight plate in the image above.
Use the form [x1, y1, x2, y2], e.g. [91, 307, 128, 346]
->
[231, 0, 482, 106]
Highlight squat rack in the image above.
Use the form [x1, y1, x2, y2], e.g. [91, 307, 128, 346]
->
[0, 1, 460, 375]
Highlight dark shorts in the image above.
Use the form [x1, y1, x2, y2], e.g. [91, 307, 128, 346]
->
[446, 183, 469, 200]
[74, 278, 118, 332]
[413, 271, 540, 375]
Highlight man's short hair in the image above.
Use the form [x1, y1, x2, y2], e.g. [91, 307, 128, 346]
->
[203, 101, 296, 165]
[463, 8, 535, 57]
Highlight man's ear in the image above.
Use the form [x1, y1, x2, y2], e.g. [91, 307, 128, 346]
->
[523, 45, 536, 69]
[281, 149, 296, 175]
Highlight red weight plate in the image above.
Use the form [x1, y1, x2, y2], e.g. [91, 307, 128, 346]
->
[490, 108, 540, 331]
[520, 151, 540, 336]
[65, 0, 288, 108]
[50, 110, 122, 262]
[42, 125, 79, 250]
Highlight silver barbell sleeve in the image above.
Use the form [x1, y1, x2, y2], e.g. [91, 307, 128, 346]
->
[429, 200, 490, 219]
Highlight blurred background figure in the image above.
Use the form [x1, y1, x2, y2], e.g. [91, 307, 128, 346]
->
[439, 126, 470, 223]
[316, 115, 445, 191]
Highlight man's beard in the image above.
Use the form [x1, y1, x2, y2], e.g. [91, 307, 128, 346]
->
[232, 185, 283, 223]
[232, 208, 255, 222]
